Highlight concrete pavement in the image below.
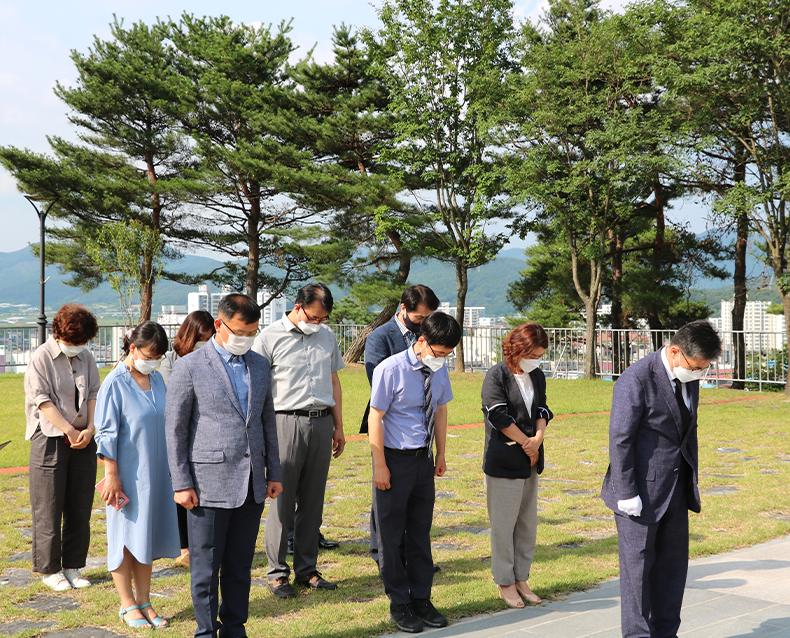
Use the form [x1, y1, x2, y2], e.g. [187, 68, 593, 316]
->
[389, 535, 790, 638]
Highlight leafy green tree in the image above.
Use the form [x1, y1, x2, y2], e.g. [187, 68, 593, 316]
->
[502, 0, 678, 378]
[330, 296, 377, 325]
[0, 18, 192, 321]
[365, 0, 517, 372]
[165, 15, 349, 303]
[676, 0, 790, 394]
[290, 25, 423, 363]
[85, 221, 163, 329]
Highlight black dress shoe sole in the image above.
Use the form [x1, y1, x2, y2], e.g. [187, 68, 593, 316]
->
[389, 614, 423, 633]
[295, 581, 338, 590]
[318, 541, 340, 550]
[418, 616, 448, 628]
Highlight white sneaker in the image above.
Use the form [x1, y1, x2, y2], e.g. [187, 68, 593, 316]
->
[42, 571, 72, 591]
[63, 568, 91, 588]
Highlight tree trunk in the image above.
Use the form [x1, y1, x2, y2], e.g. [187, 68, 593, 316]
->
[584, 298, 598, 379]
[342, 231, 411, 365]
[610, 230, 625, 378]
[454, 261, 468, 373]
[342, 303, 398, 364]
[731, 160, 748, 389]
[140, 155, 160, 323]
[648, 182, 666, 351]
[783, 291, 790, 396]
[246, 183, 261, 298]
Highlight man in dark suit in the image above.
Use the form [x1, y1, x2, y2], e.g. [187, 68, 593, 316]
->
[166, 293, 282, 638]
[362, 284, 440, 567]
[601, 320, 722, 638]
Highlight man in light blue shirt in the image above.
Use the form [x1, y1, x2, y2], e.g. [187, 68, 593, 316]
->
[368, 311, 461, 634]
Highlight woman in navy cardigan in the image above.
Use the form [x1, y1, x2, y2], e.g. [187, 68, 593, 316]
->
[481, 322, 553, 608]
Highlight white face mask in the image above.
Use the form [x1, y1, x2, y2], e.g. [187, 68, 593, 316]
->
[224, 334, 255, 356]
[133, 353, 160, 375]
[674, 365, 705, 383]
[193, 341, 208, 352]
[298, 321, 321, 335]
[420, 342, 446, 372]
[59, 342, 87, 357]
[519, 358, 541, 373]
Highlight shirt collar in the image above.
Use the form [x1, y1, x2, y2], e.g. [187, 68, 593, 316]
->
[211, 335, 238, 363]
[660, 346, 677, 384]
[46, 335, 88, 362]
[406, 344, 424, 370]
[282, 313, 299, 332]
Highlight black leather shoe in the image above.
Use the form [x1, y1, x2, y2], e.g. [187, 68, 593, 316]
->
[294, 570, 337, 590]
[412, 599, 448, 628]
[390, 603, 423, 633]
[287, 538, 294, 555]
[318, 533, 339, 550]
[433, 563, 441, 573]
[267, 577, 296, 599]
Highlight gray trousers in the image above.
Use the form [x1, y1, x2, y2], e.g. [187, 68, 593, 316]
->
[265, 413, 333, 580]
[29, 427, 97, 575]
[485, 473, 539, 586]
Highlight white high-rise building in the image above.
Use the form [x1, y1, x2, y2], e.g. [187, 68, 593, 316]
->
[257, 289, 288, 327]
[187, 284, 234, 317]
[712, 299, 786, 353]
[438, 302, 486, 327]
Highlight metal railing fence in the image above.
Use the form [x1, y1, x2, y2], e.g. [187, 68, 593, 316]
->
[1, 323, 786, 389]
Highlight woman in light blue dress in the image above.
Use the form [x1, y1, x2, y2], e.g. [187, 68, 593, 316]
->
[95, 321, 179, 629]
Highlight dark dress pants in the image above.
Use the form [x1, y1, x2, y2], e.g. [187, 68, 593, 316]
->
[373, 449, 435, 605]
[188, 481, 265, 638]
[28, 428, 97, 575]
[615, 465, 690, 638]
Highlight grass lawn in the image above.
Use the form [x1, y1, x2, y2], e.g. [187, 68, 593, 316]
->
[1, 365, 789, 637]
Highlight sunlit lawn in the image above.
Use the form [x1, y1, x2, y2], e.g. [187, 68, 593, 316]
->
[1, 365, 789, 637]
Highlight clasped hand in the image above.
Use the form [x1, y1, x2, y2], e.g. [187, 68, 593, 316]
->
[521, 435, 541, 466]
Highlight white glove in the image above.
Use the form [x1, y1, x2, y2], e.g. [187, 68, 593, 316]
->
[617, 495, 642, 517]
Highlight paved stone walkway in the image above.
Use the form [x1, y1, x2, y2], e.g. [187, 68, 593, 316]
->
[387, 535, 790, 638]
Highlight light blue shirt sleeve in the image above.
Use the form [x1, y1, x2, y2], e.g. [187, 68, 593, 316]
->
[370, 361, 396, 413]
[434, 367, 453, 407]
[95, 373, 121, 461]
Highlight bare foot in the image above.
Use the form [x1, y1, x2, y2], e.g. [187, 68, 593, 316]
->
[515, 581, 541, 604]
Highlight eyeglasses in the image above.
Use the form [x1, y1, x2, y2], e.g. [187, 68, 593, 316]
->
[222, 321, 259, 338]
[300, 307, 330, 324]
[135, 349, 164, 362]
[679, 350, 711, 373]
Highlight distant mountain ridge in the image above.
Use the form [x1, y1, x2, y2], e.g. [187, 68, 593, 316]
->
[0, 247, 526, 317]
[0, 236, 775, 320]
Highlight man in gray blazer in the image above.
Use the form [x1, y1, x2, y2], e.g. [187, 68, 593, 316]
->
[166, 293, 282, 638]
[601, 320, 721, 638]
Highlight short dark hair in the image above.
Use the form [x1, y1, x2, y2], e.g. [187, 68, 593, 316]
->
[421, 312, 461, 349]
[122, 321, 169, 357]
[296, 283, 334, 313]
[401, 285, 440, 313]
[670, 320, 722, 361]
[218, 293, 260, 324]
[173, 310, 216, 358]
[51, 303, 98, 344]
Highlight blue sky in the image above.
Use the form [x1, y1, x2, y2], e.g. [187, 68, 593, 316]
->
[0, 0, 708, 256]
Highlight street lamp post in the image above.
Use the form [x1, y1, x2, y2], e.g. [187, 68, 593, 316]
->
[24, 196, 58, 347]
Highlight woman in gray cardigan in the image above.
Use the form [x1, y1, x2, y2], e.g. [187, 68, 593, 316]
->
[481, 322, 553, 608]
[157, 309, 215, 567]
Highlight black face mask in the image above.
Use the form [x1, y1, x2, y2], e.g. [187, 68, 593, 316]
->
[402, 312, 422, 334]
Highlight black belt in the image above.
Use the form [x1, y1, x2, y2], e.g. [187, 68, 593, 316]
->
[384, 446, 429, 457]
[276, 408, 330, 418]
